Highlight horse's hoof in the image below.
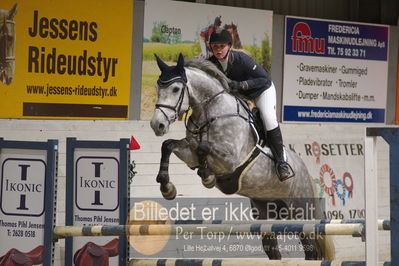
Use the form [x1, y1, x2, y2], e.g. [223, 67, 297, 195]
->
[202, 175, 216, 188]
[161, 182, 177, 200]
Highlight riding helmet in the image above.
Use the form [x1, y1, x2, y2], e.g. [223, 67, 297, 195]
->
[209, 29, 232, 45]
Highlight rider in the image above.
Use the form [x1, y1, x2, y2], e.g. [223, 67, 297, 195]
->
[207, 29, 292, 181]
[199, 16, 222, 58]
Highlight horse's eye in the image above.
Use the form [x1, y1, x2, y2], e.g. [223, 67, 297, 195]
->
[172, 87, 180, 93]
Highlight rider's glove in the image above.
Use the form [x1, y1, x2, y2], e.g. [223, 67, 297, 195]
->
[228, 80, 242, 92]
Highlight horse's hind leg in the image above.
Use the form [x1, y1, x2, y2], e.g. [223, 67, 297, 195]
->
[293, 198, 325, 260]
[300, 234, 334, 260]
[250, 199, 282, 260]
[300, 236, 322, 260]
[262, 235, 282, 259]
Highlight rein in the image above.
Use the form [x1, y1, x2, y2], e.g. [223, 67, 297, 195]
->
[185, 89, 250, 138]
[155, 71, 251, 140]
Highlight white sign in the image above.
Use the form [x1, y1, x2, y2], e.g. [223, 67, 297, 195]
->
[287, 137, 364, 219]
[75, 156, 119, 211]
[0, 149, 47, 258]
[1, 159, 46, 216]
[72, 149, 121, 266]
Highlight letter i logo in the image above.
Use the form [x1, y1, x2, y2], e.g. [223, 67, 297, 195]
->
[17, 165, 30, 210]
[91, 162, 103, 206]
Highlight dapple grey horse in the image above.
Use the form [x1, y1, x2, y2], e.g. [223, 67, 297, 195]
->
[150, 54, 334, 260]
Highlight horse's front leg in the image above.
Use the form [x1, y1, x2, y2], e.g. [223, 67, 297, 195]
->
[157, 139, 178, 200]
[157, 138, 198, 200]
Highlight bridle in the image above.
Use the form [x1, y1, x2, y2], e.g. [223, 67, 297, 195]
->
[155, 76, 189, 126]
[0, 17, 15, 74]
[155, 72, 250, 141]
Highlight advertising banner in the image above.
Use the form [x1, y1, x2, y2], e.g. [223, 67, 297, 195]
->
[283, 16, 389, 123]
[141, 0, 273, 119]
[0, 139, 57, 265]
[286, 136, 364, 220]
[0, 0, 133, 119]
[65, 138, 130, 266]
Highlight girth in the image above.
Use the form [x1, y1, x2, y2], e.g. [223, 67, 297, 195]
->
[215, 147, 261, 195]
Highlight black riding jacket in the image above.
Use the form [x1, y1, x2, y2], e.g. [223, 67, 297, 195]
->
[208, 50, 272, 99]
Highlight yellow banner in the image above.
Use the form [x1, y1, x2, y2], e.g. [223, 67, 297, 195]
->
[0, 0, 132, 119]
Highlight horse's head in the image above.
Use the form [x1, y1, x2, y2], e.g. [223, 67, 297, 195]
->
[223, 23, 242, 49]
[150, 53, 189, 136]
[0, 4, 17, 85]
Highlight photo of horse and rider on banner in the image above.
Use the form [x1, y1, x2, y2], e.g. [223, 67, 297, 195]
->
[140, 0, 273, 120]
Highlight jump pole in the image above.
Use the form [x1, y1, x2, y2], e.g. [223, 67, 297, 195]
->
[133, 219, 390, 229]
[366, 127, 399, 266]
[129, 258, 390, 266]
[53, 223, 364, 238]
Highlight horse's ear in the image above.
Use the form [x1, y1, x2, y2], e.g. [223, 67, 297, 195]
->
[8, 4, 17, 20]
[176, 53, 184, 71]
[154, 54, 168, 71]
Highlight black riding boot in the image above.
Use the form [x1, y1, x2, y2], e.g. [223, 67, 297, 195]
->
[267, 126, 293, 181]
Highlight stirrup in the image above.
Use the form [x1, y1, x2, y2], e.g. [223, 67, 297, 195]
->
[275, 161, 295, 182]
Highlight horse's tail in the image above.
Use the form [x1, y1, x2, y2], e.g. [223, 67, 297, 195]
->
[233, 40, 242, 49]
[317, 235, 335, 260]
[309, 175, 336, 260]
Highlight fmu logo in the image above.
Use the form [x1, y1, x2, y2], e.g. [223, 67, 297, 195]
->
[291, 22, 325, 54]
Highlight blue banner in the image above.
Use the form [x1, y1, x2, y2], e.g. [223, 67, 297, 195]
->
[285, 17, 388, 61]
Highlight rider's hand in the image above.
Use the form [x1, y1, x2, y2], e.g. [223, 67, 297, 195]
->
[228, 80, 242, 92]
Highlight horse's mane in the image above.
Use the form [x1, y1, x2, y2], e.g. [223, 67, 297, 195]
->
[185, 59, 230, 90]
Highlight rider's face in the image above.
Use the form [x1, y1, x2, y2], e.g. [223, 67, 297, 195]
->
[210, 43, 231, 61]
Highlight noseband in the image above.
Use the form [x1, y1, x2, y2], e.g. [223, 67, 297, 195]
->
[155, 76, 188, 125]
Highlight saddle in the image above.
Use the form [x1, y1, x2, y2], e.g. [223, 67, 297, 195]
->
[195, 94, 292, 194]
[233, 95, 295, 180]
[0, 246, 44, 266]
[73, 238, 119, 266]
[211, 95, 296, 194]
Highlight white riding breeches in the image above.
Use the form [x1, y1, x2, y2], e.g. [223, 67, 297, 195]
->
[254, 82, 278, 131]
